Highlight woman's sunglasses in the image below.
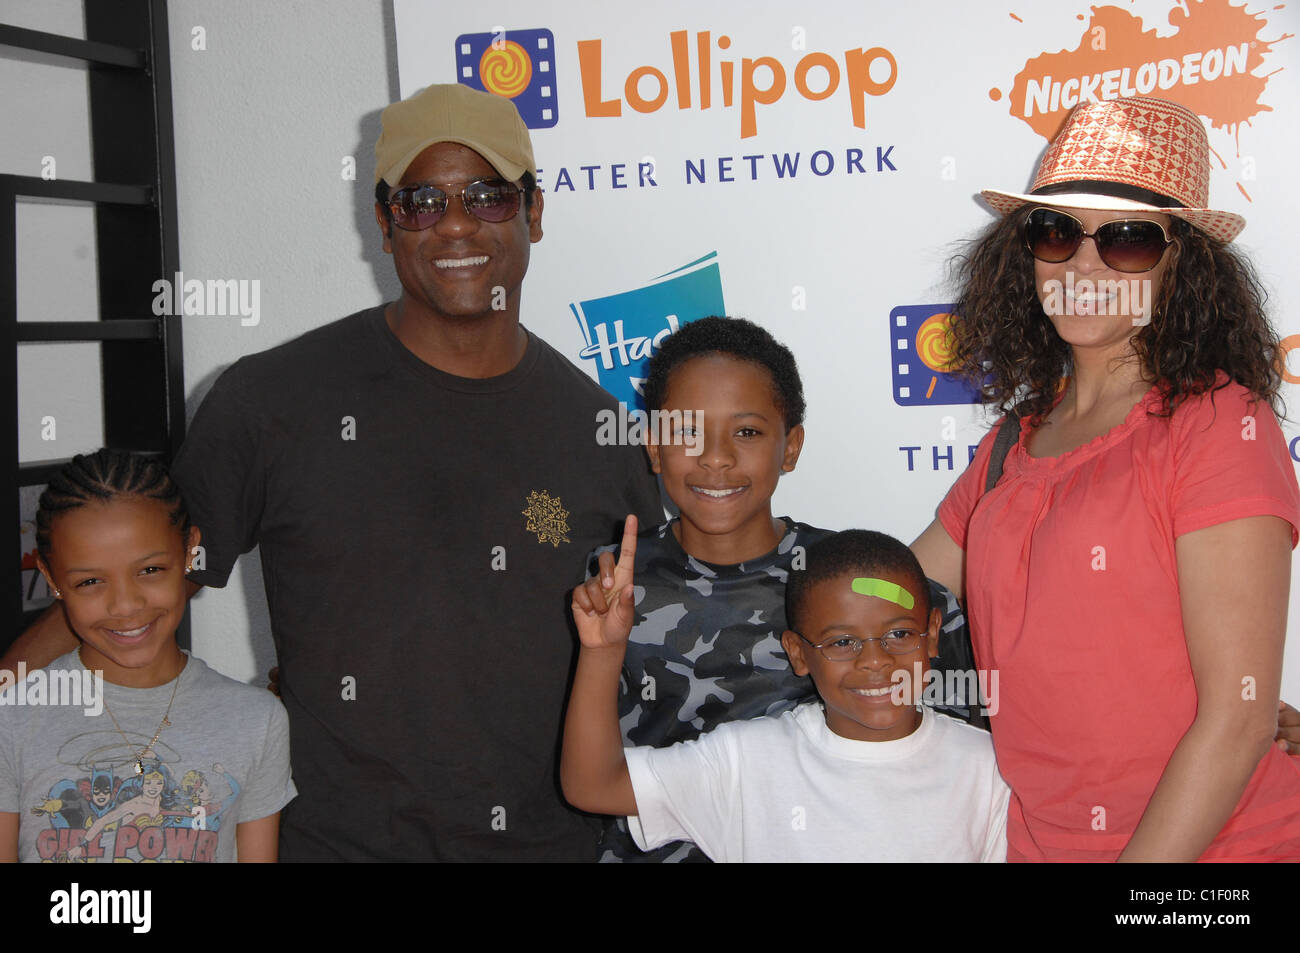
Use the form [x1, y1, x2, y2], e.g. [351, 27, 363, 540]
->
[1022, 206, 1173, 274]
[386, 178, 523, 231]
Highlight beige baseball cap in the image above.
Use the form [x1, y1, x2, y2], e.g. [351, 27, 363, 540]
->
[374, 83, 536, 186]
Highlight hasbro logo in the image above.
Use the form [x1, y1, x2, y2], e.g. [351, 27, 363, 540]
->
[889, 305, 983, 406]
[456, 28, 558, 128]
[572, 252, 726, 411]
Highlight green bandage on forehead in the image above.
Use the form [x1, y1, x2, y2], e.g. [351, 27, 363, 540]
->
[851, 577, 915, 610]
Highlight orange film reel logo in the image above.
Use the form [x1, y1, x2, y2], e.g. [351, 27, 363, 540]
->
[456, 29, 558, 129]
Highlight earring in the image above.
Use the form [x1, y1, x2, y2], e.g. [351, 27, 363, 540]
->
[53, 588, 62, 599]
[184, 566, 192, 575]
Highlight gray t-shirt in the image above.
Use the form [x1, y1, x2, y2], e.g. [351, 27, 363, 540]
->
[0, 651, 295, 863]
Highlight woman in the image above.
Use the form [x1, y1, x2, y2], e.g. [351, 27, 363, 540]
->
[912, 96, 1300, 861]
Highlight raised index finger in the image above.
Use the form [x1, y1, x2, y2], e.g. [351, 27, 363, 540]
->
[612, 514, 638, 587]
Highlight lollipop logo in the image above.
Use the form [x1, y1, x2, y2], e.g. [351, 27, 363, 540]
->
[456, 28, 558, 129]
[889, 305, 983, 407]
[914, 312, 959, 375]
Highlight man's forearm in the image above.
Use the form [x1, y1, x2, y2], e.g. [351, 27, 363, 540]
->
[1, 604, 78, 671]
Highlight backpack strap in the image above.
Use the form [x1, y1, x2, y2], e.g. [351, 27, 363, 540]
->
[943, 406, 1024, 732]
[984, 408, 1023, 494]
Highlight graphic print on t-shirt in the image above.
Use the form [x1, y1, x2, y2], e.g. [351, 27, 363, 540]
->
[30, 726, 240, 863]
[522, 489, 571, 546]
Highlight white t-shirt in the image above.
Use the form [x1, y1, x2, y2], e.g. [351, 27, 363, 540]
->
[625, 703, 1009, 862]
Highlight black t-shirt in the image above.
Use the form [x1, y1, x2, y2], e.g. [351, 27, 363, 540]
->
[172, 307, 662, 860]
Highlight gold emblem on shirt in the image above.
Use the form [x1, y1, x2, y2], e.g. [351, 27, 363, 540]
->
[522, 490, 571, 547]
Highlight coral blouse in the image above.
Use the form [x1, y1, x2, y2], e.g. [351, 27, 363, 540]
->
[939, 378, 1300, 861]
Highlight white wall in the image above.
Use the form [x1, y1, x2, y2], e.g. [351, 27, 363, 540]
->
[164, 0, 399, 680]
[1, 0, 399, 678]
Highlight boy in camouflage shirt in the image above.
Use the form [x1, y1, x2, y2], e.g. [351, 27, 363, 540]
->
[575, 317, 970, 861]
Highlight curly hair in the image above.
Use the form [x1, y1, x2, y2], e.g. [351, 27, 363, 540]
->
[643, 315, 806, 431]
[946, 211, 1283, 422]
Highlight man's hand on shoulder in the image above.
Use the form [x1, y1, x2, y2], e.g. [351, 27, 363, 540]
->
[0, 604, 79, 671]
[1277, 701, 1300, 756]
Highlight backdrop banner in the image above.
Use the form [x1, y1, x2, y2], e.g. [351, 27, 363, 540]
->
[394, 0, 1300, 696]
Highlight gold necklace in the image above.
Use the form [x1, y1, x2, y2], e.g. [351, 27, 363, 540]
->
[80, 648, 184, 775]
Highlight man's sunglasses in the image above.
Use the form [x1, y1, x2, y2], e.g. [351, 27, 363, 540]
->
[386, 178, 523, 231]
[1022, 206, 1173, 274]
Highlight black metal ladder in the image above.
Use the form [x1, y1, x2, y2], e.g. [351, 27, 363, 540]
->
[0, 0, 185, 648]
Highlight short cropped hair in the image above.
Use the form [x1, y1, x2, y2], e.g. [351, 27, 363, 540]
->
[785, 530, 931, 633]
[643, 316, 806, 431]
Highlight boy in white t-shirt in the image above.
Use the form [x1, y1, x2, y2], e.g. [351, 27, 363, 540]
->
[563, 524, 1008, 862]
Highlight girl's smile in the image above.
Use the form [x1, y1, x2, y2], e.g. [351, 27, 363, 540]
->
[39, 497, 199, 688]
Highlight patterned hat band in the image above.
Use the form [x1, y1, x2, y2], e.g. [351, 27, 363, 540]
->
[980, 96, 1245, 243]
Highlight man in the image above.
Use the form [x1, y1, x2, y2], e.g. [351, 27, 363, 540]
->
[9, 84, 662, 860]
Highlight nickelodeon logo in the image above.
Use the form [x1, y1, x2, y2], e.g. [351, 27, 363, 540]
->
[1023, 44, 1248, 117]
[999, 0, 1286, 139]
[890, 306, 982, 407]
[456, 28, 558, 128]
[577, 30, 898, 139]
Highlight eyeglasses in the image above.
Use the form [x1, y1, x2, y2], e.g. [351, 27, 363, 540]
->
[798, 630, 925, 661]
[386, 178, 523, 231]
[1022, 207, 1173, 274]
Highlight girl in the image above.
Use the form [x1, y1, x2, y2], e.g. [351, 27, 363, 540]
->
[913, 96, 1300, 861]
[0, 449, 294, 863]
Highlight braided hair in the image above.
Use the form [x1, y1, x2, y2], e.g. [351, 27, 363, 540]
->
[36, 449, 191, 561]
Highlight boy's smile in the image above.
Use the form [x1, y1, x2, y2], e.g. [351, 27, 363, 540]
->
[782, 570, 940, 742]
[647, 354, 804, 565]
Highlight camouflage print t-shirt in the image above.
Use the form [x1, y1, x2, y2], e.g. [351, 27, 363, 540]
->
[590, 517, 829, 862]
[588, 517, 974, 863]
